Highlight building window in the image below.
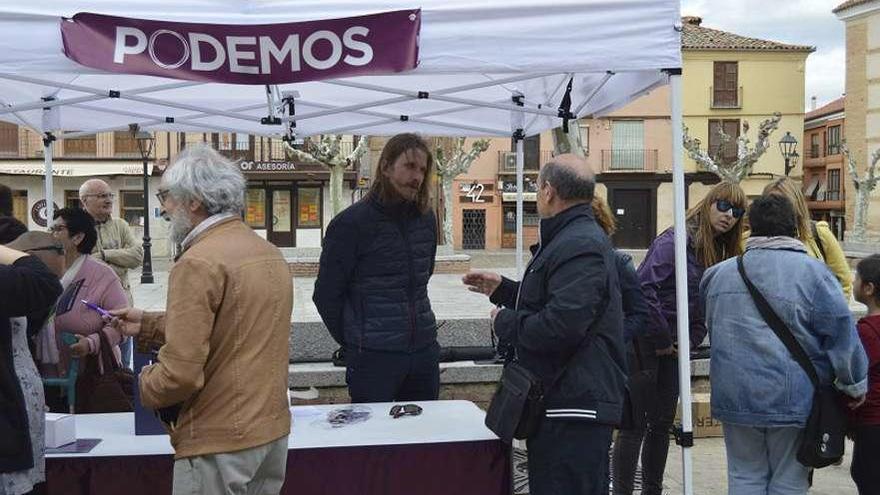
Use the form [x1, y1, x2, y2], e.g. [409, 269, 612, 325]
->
[119, 190, 144, 226]
[62, 133, 97, 157]
[827, 126, 841, 155]
[297, 187, 321, 228]
[609, 120, 646, 170]
[708, 119, 741, 165]
[245, 188, 266, 229]
[114, 131, 141, 158]
[578, 124, 590, 156]
[712, 61, 739, 108]
[502, 204, 539, 233]
[826, 169, 841, 201]
[212, 133, 254, 161]
[0, 122, 18, 157]
[810, 133, 821, 159]
[510, 135, 541, 170]
[11, 190, 27, 225]
[64, 190, 80, 209]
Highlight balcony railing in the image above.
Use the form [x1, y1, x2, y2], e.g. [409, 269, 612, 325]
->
[710, 86, 743, 109]
[809, 145, 822, 159]
[601, 149, 658, 172]
[0, 126, 153, 159]
[498, 150, 553, 173]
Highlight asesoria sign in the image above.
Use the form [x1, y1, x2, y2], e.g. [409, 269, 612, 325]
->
[60, 10, 420, 84]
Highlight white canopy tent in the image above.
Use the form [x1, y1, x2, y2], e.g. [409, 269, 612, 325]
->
[0, 1, 696, 492]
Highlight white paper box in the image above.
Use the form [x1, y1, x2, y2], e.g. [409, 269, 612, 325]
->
[44, 413, 76, 448]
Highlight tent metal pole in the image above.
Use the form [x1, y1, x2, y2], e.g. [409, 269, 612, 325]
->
[43, 138, 53, 231]
[573, 71, 615, 116]
[0, 81, 198, 116]
[670, 71, 694, 495]
[513, 93, 526, 277]
[294, 95, 415, 121]
[298, 96, 514, 130]
[326, 73, 548, 98]
[326, 79, 562, 119]
[0, 73, 257, 124]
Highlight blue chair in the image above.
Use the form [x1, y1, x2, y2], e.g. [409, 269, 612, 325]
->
[42, 332, 80, 413]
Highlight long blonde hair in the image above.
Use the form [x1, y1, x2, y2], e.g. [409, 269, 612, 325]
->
[685, 181, 747, 267]
[592, 196, 617, 236]
[762, 177, 812, 244]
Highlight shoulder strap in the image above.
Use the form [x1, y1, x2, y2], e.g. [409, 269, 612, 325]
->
[810, 221, 826, 262]
[736, 255, 820, 387]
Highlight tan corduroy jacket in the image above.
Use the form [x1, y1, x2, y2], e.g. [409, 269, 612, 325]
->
[136, 217, 293, 459]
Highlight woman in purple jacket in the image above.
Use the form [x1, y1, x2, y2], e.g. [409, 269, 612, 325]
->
[612, 181, 746, 495]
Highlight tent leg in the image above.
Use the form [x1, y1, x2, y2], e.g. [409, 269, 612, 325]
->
[43, 137, 53, 230]
[512, 94, 526, 277]
[670, 72, 693, 495]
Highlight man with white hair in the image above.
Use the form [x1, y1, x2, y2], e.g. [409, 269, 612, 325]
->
[109, 144, 294, 495]
[79, 178, 143, 303]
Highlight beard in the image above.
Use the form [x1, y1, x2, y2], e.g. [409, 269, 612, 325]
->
[168, 208, 194, 246]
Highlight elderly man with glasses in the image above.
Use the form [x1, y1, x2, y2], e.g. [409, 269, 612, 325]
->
[79, 179, 143, 366]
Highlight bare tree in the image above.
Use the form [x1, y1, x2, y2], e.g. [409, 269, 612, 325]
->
[842, 142, 880, 242]
[434, 137, 491, 249]
[682, 113, 782, 182]
[285, 135, 369, 218]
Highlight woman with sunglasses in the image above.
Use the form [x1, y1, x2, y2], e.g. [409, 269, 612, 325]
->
[763, 177, 852, 300]
[612, 181, 746, 495]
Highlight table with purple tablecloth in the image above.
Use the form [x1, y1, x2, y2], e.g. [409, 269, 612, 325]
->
[46, 400, 511, 495]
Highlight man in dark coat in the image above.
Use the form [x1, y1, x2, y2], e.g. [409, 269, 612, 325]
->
[314, 134, 439, 403]
[463, 154, 626, 495]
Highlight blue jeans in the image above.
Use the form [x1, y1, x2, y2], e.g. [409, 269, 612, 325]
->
[723, 424, 810, 495]
[121, 337, 134, 370]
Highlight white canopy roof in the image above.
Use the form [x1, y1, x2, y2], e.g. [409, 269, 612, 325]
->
[0, 0, 682, 138]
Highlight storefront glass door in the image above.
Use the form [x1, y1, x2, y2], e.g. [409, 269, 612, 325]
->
[269, 187, 294, 247]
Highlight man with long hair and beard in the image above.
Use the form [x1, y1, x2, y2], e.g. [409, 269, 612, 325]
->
[314, 133, 440, 403]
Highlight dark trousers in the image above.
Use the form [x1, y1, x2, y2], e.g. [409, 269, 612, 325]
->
[852, 425, 880, 495]
[345, 342, 440, 403]
[526, 419, 613, 495]
[612, 354, 679, 495]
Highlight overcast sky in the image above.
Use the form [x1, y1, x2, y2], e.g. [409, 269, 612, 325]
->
[681, 0, 845, 110]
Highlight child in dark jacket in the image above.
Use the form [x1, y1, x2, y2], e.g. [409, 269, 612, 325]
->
[851, 254, 880, 495]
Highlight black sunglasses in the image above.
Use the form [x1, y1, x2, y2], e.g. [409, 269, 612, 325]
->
[715, 199, 745, 219]
[389, 404, 423, 419]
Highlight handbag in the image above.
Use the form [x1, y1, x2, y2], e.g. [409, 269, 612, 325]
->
[485, 360, 545, 443]
[737, 255, 847, 468]
[75, 330, 135, 413]
[485, 310, 601, 444]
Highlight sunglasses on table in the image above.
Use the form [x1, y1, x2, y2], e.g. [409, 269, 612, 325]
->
[715, 200, 745, 219]
[389, 404, 423, 419]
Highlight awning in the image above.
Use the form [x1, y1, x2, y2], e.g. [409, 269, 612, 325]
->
[803, 174, 820, 201]
[0, 161, 154, 176]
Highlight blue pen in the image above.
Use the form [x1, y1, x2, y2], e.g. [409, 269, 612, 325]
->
[81, 300, 112, 318]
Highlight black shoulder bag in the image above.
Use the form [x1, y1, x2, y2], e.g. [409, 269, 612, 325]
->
[737, 255, 847, 468]
[485, 294, 607, 444]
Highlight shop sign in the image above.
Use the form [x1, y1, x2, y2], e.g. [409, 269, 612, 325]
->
[239, 161, 297, 172]
[31, 199, 60, 227]
[501, 192, 537, 202]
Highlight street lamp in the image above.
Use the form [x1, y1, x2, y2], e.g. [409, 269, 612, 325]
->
[130, 124, 155, 284]
[779, 131, 799, 176]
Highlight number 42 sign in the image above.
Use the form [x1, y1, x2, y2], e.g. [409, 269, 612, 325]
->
[465, 182, 485, 203]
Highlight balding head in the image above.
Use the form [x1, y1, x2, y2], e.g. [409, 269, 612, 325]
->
[538, 154, 595, 203]
[79, 178, 114, 221]
[79, 179, 110, 199]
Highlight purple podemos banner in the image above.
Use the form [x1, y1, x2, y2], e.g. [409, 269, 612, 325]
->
[60, 10, 421, 84]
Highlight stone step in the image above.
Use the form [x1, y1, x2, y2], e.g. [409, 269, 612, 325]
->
[290, 317, 494, 363]
[286, 254, 472, 277]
